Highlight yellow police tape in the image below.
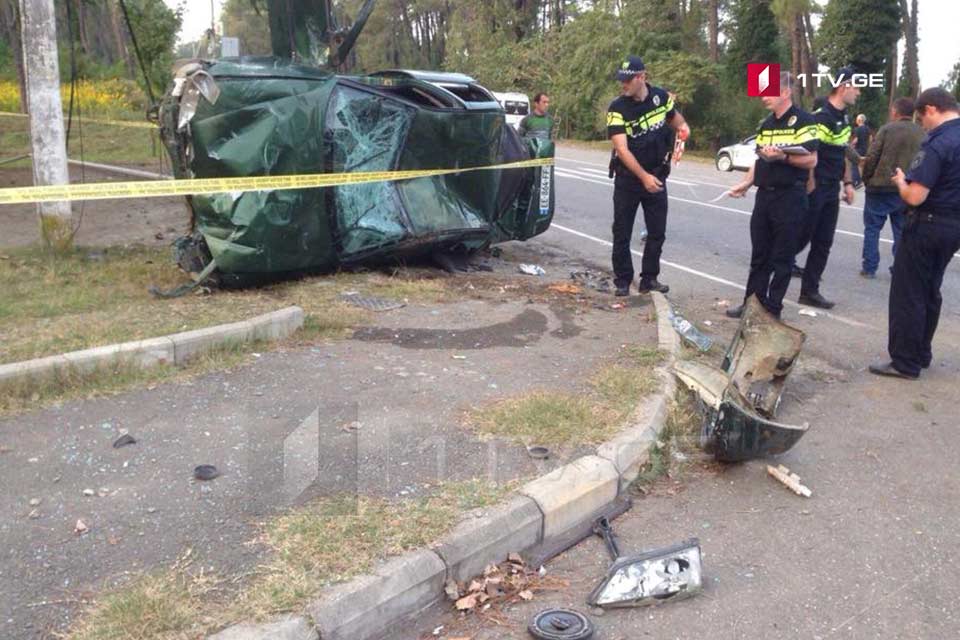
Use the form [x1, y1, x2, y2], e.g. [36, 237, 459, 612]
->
[0, 110, 156, 130]
[0, 157, 555, 205]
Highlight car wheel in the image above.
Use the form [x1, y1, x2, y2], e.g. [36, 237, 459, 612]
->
[716, 153, 733, 172]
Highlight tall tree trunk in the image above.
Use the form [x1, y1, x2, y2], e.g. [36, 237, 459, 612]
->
[707, 0, 718, 62]
[109, 1, 135, 78]
[1, 0, 28, 112]
[74, 0, 88, 54]
[899, 0, 919, 95]
[798, 15, 813, 98]
[790, 14, 801, 83]
[803, 11, 817, 75]
[888, 43, 898, 108]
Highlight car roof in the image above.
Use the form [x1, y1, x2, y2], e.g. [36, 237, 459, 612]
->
[370, 69, 478, 85]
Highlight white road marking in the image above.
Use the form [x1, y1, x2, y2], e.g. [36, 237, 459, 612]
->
[557, 155, 866, 212]
[554, 168, 893, 245]
[548, 222, 876, 330]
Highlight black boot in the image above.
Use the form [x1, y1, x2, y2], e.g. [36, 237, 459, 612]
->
[798, 291, 835, 309]
[725, 304, 744, 318]
[638, 279, 669, 294]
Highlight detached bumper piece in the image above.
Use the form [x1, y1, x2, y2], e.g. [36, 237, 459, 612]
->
[673, 296, 809, 462]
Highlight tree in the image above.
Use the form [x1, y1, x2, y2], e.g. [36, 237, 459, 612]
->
[897, 0, 919, 96]
[818, 0, 900, 124]
[122, 0, 182, 100]
[945, 60, 960, 102]
[724, 0, 781, 90]
[771, 0, 816, 97]
[221, 0, 271, 56]
[0, 0, 26, 111]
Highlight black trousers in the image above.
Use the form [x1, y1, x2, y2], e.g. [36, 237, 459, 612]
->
[612, 184, 668, 287]
[888, 215, 960, 376]
[798, 181, 840, 295]
[744, 185, 805, 317]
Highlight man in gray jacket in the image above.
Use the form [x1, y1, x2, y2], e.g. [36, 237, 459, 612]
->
[860, 97, 925, 278]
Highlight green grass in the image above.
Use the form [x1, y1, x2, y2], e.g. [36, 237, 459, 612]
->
[470, 345, 664, 447]
[0, 115, 161, 167]
[65, 480, 511, 639]
[0, 245, 458, 414]
[0, 339, 255, 416]
[0, 245, 451, 365]
[631, 389, 704, 493]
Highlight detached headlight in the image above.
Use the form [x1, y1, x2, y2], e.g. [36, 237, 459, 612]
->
[587, 538, 702, 608]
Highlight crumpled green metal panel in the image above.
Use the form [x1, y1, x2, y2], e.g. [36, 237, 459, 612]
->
[158, 58, 554, 279]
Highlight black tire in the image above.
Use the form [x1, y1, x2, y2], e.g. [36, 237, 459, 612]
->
[716, 153, 733, 172]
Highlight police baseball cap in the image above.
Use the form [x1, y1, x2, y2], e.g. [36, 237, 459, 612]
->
[616, 56, 646, 81]
[835, 66, 857, 85]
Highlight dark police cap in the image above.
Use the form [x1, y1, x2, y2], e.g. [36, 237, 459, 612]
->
[835, 66, 857, 85]
[616, 55, 646, 81]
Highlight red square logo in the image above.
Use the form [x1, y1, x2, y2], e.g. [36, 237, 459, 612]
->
[747, 63, 780, 97]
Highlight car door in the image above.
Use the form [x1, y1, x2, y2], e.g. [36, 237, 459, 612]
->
[734, 135, 756, 169]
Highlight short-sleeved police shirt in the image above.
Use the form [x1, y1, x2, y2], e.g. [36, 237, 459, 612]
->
[813, 100, 851, 182]
[606, 85, 677, 180]
[753, 105, 819, 189]
[907, 118, 960, 216]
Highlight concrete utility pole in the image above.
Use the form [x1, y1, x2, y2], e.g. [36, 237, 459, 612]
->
[19, 0, 73, 250]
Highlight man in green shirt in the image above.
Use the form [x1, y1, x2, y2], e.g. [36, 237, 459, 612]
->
[518, 93, 554, 139]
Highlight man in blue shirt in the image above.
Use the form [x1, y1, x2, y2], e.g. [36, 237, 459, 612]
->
[870, 88, 960, 379]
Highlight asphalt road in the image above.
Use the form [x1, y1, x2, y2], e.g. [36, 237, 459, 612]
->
[420, 145, 960, 640]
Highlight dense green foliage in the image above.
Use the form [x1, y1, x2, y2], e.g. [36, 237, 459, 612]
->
[0, 0, 933, 147]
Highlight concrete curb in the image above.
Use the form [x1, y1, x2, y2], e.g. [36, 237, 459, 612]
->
[210, 292, 681, 640]
[0, 306, 305, 387]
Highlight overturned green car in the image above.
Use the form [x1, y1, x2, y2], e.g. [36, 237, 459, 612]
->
[157, 60, 554, 286]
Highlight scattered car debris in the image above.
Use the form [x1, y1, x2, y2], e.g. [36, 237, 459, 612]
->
[798, 308, 818, 317]
[28, 498, 41, 507]
[527, 445, 551, 460]
[339, 292, 406, 311]
[528, 608, 595, 640]
[668, 308, 713, 352]
[570, 270, 613, 294]
[112, 434, 137, 449]
[767, 464, 813, 497]
[547, 282, 582, 295]
[74, 519, 88, 535]
[82, 489, 95, 497]
[588, 517, 703, 608]
[673, 296, 809, 462]
[193, 465, 220, 481]
[448, 554, 564, 615]
[519, 264, 547, 277]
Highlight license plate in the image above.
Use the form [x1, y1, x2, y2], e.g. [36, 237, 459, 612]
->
[538, 167, 552, 216]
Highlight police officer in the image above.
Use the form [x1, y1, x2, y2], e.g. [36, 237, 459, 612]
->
[725, 71, 819, 319]
[870, 88, 960, 379]
[607, 55, 690, 296]
[794, 67, 860, 309]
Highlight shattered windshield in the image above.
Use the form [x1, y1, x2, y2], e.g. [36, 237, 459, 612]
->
[326, 84, 413, 255]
